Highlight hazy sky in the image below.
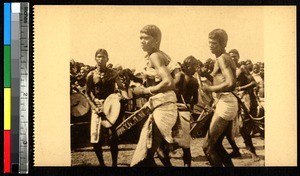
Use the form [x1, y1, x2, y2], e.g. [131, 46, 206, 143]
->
[67, 6, 264, 69]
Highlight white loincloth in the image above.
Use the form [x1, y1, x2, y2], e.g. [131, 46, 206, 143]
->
[90, 99, 105, 143]
[90, 110, 102, 143]
[173, 103, 191, 149]
[212, 93, 238, 122]
[130, 91, 177, 166]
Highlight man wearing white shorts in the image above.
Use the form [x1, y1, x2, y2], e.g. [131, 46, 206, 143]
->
[200, 29, 238, 167]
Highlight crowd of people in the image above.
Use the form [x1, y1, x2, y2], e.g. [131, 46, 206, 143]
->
[70, 25, 264, 167]
[70, 58, 264, 101]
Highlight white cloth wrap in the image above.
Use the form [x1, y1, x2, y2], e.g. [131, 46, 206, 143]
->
[212, 92, 238, 122]
[90, 110, 102, 143]
[130, 91, 178, 166]
[175, 103, 191, 149]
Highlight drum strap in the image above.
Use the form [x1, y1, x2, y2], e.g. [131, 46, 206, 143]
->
[231, 92, 254, 121]
[98, 111, 114, 126]
[180, 95, 193, 114]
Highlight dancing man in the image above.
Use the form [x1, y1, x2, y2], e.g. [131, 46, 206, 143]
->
[157, 55, 200, 167]
[200, 29, 237, 167]
[227, 48, 260, 161]
[130, 25, 178, 167]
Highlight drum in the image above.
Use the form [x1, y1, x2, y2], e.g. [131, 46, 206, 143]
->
[71, 93, 91, 118]
[116, 105, 151, 137]
[190, 106, 214, 138]
[71, 93, 91, 149]
[101, 93, 122, 128]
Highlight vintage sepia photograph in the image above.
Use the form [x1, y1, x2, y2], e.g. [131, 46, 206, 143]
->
[69, 6, 265, 167]
[34, 6, 296, 167]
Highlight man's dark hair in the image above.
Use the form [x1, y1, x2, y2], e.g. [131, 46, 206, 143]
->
[182, 55, 202, 73]
[140, 25, 162, 47]
[228, 49, 240, 59]
[209, 29, 228, 48]
[95, 48, 109, 61]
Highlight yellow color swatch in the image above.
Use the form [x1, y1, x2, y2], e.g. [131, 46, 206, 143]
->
[4, 88, 11, 130]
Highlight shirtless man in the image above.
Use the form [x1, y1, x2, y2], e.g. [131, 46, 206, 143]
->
[228, 49, 260, 161]
[85, 48, 125, 167]
[130, 25, 178, 167]
[157, 55, 200, 167]
[200, 29, 237, 167]
[176, 56, 200, 166]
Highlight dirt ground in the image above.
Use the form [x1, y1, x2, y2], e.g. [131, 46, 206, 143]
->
[71, 136, 264, 167]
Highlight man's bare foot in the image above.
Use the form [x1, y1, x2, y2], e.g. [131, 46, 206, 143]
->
[250, 153, 260, 162]
[229, 150, 242, 158]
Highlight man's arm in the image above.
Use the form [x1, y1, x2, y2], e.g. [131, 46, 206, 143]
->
[85, 72, 97, 111]
[146, 53, 175, 94]
[204, 55, 236, 92]
[238, 65, 257, 91]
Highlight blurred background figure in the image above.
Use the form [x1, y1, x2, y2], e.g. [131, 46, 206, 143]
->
[107, 63, 113, 69]
[252, 63, 264, 99]
[114, 64, 123, 73]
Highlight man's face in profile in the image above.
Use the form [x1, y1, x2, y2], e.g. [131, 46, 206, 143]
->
[140, 33, 157, 52]
[208, 38, 222, 55]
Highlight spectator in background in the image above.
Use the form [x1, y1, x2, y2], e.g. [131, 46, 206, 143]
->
[194, 58, 214, 113]
[204, 58, 215, 74]
[259, 63, 264, 80]
[239, 61, 246, 66]
[76, 66, 88, 88]
[245, 60, 253, 73]
[228, 48, 260, 162]
[114, 64, 123, 73]
[252, 64, 264, 98]
[107, 63, 113, 69]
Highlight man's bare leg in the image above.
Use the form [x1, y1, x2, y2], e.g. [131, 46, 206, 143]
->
[203, 115, 234, 167]
[93, 143, 106, 166]
[182, 148, 192, 167]
[215, 123, 234, 167]
[109, 129, 119, 167]
[225, 121, 241, 158]
[135, 122, 164, 167]
[240, 119, 260, 162]
[157, 144, 172, 167]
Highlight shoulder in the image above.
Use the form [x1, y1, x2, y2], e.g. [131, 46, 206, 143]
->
[149, 51, 168, 65]
[86, 71, 94, 79]
[218, 53, 232, 62]
[149, 52, 162, 62]
[217, 53, 234, 68]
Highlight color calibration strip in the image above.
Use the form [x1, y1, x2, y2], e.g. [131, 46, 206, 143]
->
[4, 3, 11, 173]
[3, 2, 29, 174]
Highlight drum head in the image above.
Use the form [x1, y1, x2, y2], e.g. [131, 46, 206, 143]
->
[71, 93, 90, 117]
[102, 93, 121, 128]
